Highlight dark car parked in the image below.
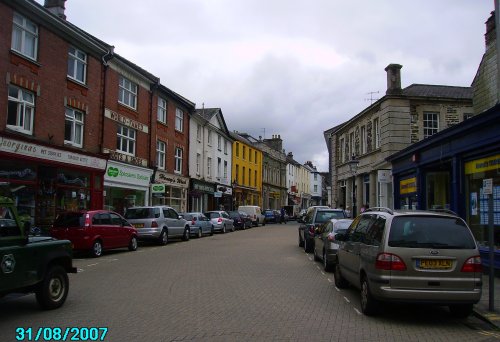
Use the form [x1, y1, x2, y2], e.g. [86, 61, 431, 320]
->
[228, 211, 252, 230]
[264, 209, 279, 223]
[313, 218, 353, 271]
[50, 210, 138, 257]
[298, 208, 346, 253]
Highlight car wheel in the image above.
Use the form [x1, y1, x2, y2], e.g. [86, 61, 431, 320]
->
[210, 226, 214, 236]
[231, 225, 235, 232]
[334, 264, 349, 289]
[449, 304, 473, 318]
[222, 225, 226, 234]
[128, 236, 138, 251]
[90, 240, 103, 258]
[323, 250, 333, 272]
[182, 227, 190, 241]
[35, 265, 69, 310]
[360, 276, 378, 316]
[158, 229, 168, 245]
[304, 238, 312, 253]
[313, 246, 320, 261]
[197, 228, 202, 238]
[298, 233, 304, 247]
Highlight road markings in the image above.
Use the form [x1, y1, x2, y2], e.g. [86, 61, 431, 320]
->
[320, 271, 325, 276]
[343, 296, 350, 303]
[327, 278, 332, 283]
[87, 263, 99, 267]
[354, 308, 361, 315]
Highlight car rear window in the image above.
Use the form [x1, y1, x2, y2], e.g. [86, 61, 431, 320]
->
[315, 211, 345, 223]
[53, 213, 84, 227]
[388, 216, 477, 249]
[125, 208, 159, 219]
[182, 213, 193, 220]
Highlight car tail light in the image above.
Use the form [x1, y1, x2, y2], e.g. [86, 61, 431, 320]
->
[218, 217, 222, 223]
[375, 253, 407, 271]
[151, 221, 158, 228]
[192, 219, 196, 225]
[84, 213, 91, 227]
[327, 233, 335, 242]
[308, 225, 315, 235]
[461, 256, 482, 273]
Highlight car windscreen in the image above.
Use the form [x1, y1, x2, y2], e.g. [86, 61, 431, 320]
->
[388, 216, 477, 249]
[124, 208, 157, 219]
[314, 211, 345, 223]
[53, 213, 84, 227]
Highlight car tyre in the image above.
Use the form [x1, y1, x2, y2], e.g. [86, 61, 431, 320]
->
[210, 226, 214, 236]
[158, 229, 168, 245]
[128, 236, 138, 251]
[182, 227, 190, 241]
[35, 265, 69, 310]
[449, 304, 473, 318]
[298, 233, 304, 247]
[197, 228, 202, 238]
[222, 225, 226, 234]
[323, 250, 334, 272]
[360, 276, 378, 316]
[304, 238, 312, 253]
[313, 246, 320, 261]
[231, 225, 235, 232]
[334, 264, 349, 289]
[90, 240, 103, 258]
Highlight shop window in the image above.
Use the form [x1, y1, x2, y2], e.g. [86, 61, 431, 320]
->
[425, 171, 449, 210]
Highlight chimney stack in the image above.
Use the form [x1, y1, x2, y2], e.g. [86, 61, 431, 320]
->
[44, 0, 66, 20]
[385, 64, 402, 95]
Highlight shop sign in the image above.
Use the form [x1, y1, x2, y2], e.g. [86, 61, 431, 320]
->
[465, 154, 500, 175]
[192, 181, 215, 193]
[0, 136, 106, 170]
[483, 179, 493, 195]
[151, 184, 165, 193]
[214, 191, 222, 198]
[400, 177, 417, 195]
[377, 169, 392, 183]
[217, 185, 232, 195]
[103, 148, 148, 167]
[105, 108, 148, 133]
[105, 161, 152, 187]
[156, 172, 189, 188]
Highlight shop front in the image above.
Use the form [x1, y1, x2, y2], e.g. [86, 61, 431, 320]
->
[151, 171, 189, 212]
[104, 160, 153, 215]
[215, 184, 233, 211]
[0, 135, 106, 231]
[398, 175, 418, 210]
[189, 179, 215, 212]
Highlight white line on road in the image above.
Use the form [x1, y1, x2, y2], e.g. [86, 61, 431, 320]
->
[354, 308, 361, 315]
[327, 278, 332, 283]
[320, 271, 325, 276]
[316, 265, 321, 271]
[87, 263, 99, 267]
[343, 296, 350, 303]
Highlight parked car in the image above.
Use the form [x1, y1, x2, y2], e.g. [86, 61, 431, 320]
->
[264, 209, 279, 223]
[227, 211, 252, 230]
[298, 208, 346, 253]
[204, 211, 235, 233]
[124, 206, 190, 245]
[313, 219, 353, 272]
[238, 205, 266, 226]
[50, 210, 138, 258]
[334, 208, 482, 317]
[180, 212, 214, 237]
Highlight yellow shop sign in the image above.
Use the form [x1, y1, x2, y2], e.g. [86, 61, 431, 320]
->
[400, 177, 417, 194]
[465, 154, 500, 175]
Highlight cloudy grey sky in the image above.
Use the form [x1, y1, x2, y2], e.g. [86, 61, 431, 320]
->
[40, 0, 494, 171]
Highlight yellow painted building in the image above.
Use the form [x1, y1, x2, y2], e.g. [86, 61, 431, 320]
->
[231, 132, 263, 207]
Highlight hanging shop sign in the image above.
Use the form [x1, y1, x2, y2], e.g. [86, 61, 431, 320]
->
[465, 154, 500, 175]
[400, 177, 417, 195]
[0, 136, 106, 170]
[377, 169, 392, 183]
[151, 184, 166, 193]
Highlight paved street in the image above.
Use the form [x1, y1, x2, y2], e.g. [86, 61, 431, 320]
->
[1, 222, 499, 341]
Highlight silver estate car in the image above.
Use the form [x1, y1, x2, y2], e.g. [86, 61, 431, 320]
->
[180, 212, 214, 238]
[124, 206, 190, 245]
[334, 208, 482, 317]
[204, 211, 234, 233]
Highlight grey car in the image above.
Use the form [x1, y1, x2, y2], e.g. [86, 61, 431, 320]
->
[298, 208, 346, 253]
[204, 211, 234, 233]
[180, 212, 214, 238]
[124, 206, 190, 245]
[334, 208, 482, 317]
[313, 218, 353, 272]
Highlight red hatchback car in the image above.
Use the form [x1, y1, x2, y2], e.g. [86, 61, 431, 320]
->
[50, 210, 138, 257]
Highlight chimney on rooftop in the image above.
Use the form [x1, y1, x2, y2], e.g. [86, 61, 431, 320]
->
[385, 64, 402, 95]
[44, 0, 66, 20]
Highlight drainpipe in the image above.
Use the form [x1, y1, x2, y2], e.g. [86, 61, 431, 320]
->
[99, 47, 114, 154]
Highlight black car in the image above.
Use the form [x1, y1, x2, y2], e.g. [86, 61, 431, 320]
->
[227, 211, 252, 230]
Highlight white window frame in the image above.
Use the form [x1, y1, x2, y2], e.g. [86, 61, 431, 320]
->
[224, 161, 228, 179]
[207, 130, 212, 146]
[196, 153, 201, 175]
[224, 140, 228, 154]
[339, 138, 345, 163]
[196, 124, 202, 142]
[217, 135, 222, 151]
[217, 158, 221, 179]
[175, 108, 183, 132]
[157, 97, 167, 124]
[12, 12, 38, 60]
[118, 76, 137, 109]
[360, 125, 366, 154]
[373, 118, 380, 149]
[64, 107, 84, 147]
[67, 46, 87, 84]
[117, 125, 136, 155]
[423, 112, 439, 138]
[349, 132, 355, 158]
[174, 147, 183, 174]
[207, 157, 212, 177]
[7, 85, 34, 135]
[157, 140, 166, 170]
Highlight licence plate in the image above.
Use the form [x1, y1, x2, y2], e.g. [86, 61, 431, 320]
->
[133, 223, 144, 228]
[417, 259, 452, 269]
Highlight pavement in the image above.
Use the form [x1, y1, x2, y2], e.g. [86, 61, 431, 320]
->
[473, 271, 500, 329]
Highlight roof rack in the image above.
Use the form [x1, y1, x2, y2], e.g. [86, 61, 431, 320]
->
[364, 207, 393, 215]
[428, 208, 458, 216]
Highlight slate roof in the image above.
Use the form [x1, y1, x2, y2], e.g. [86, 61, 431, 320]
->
[402, 84, 472, 99]
[195, 108, 220, 121]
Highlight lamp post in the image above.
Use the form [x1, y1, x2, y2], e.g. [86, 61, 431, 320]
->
[348, 155, 359, 218]
[232, 179, 238, 210]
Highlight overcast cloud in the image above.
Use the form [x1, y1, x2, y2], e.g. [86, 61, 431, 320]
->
[40, 0, 494, 171]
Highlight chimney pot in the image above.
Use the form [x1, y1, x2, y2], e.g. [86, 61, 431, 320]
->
[385, 63, 403, 95]
[44, 0, 66, 19]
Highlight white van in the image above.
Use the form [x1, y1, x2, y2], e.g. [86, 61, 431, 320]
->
[237, 206, 266, 226]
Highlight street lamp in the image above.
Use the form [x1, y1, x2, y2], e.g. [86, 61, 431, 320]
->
[348, 155, 359, 218]
[232, 179, 238, 210]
